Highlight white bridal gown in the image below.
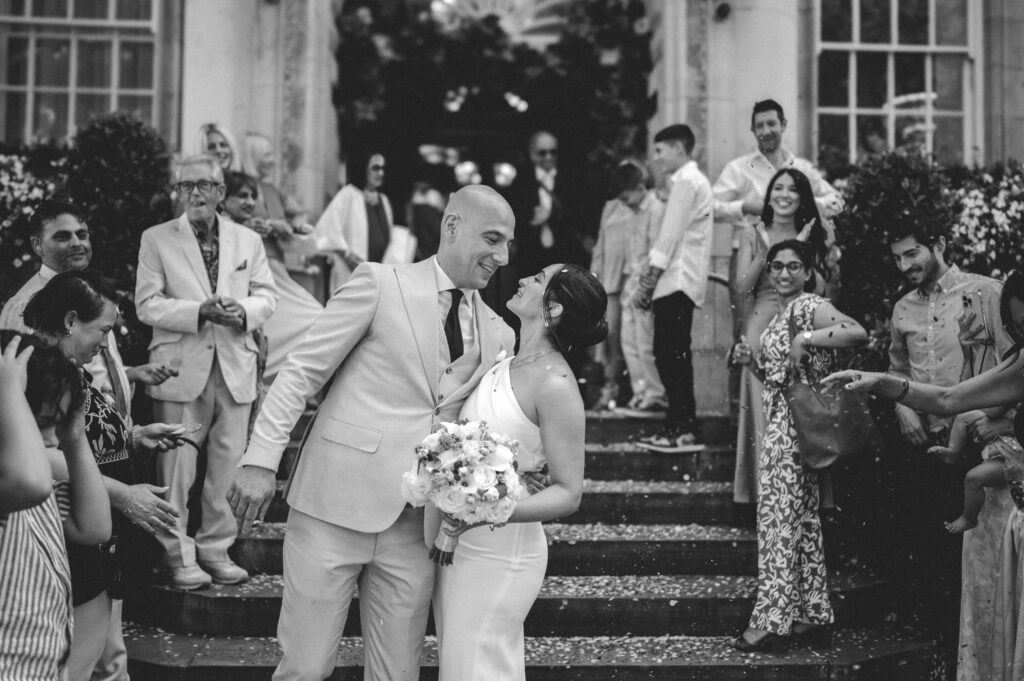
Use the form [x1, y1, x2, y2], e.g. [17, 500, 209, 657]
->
[434, 357, 547, 681]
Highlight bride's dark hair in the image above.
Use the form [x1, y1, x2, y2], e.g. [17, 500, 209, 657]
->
[543, 264, 609, 357]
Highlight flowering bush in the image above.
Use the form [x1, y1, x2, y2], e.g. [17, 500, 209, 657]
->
[401, 420, 522, 565]
[948, 160, 1024, 278]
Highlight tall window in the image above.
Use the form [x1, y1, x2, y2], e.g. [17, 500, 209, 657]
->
[0, 0, 159, 145]
[815, 0, 981, 165]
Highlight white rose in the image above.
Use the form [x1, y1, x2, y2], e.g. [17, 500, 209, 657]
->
[400, 467, 432, 506]
[435, 486, 472, 516]
[470, 465, 498, 490]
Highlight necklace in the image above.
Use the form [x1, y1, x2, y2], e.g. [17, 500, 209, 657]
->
[510, 348, 559, 369]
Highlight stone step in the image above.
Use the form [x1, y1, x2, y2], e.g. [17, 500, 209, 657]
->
[288, 411, 734, 452]
[278, 442, 737, 483]
[124, 625, 939, 680]
[125, 571, 888, 638]
[264, 480, 738, 525]
[231, 522, 759, 577]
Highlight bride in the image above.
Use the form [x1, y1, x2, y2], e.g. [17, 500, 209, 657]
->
[433, 262, 608, 680]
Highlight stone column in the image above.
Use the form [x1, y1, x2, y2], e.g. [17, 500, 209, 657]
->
[984, 0, 1024, 162]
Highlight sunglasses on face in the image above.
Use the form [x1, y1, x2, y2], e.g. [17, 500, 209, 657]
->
[768, 261, 806, 274]
[536, 149, 558, 157]
[369, 164, 385, 172]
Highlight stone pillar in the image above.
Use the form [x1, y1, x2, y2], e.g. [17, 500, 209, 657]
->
[984, 0, 1024, 162]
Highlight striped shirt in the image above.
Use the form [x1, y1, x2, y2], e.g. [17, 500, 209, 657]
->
[0, 483, 73, 680]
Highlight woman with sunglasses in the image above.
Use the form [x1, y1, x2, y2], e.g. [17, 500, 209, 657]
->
[733, 167, 835, 508]
[730, 239, 866, 652]
[314, 148, 394, 291]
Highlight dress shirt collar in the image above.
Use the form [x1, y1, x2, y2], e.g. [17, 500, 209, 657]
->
[432, 257, 475, 308]
[637, 190, 659, 212]
[752, 146, 796, 171]
[190, 214, 220, 242]
[670, 160, 697, 183]
[38, 263, 58, 281]
[916, 265, 961, 298]
[535, 166, 557, 185]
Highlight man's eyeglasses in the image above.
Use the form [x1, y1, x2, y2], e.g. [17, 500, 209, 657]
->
[536, 149, 558, 157]
[768, 261, 806, 274]
[177, 180, 221, 194]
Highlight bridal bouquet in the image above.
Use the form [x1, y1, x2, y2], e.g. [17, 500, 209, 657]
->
[401, 420, 522, 566]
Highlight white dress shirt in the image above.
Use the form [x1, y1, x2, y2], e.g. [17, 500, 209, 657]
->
[433, 258, 475, 351]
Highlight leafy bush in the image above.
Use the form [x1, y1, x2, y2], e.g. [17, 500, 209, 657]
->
[948, 160, 1024, 278]
[0, 148, 65, 293]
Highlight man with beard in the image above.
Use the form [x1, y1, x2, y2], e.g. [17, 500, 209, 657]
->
[887, 226, 1009, 676]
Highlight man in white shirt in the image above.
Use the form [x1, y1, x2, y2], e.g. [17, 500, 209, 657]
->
[634, 124, 714, 453]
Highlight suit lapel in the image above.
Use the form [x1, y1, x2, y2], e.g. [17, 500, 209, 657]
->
[441, 295, 503, 406]
[216, 218, 236, 296]
[396, 259, 440, 392]
[175, 214, 213, 297]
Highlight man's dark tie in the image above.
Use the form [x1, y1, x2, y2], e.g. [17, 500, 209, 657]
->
[100, 346, 130, 418]
[444, 289, 464, 362]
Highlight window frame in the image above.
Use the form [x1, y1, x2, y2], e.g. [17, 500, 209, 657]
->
[0, 0, 161, 144]
[813, 0, 984, 165]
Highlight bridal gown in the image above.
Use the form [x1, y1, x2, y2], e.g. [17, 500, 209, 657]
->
[434, 357, 547, 681]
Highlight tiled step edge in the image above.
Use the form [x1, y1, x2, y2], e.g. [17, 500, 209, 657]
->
[124, 626, 939, 681]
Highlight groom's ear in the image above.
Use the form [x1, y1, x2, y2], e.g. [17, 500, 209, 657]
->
[442, 213, 459, 237]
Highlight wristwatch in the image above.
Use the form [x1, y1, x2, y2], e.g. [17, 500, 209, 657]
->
[801, 330, 813, 345]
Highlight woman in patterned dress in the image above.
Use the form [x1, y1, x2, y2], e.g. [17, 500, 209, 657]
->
[730, 239, 867, 652]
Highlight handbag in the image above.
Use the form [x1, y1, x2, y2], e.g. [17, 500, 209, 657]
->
[785, 308, 883, 469]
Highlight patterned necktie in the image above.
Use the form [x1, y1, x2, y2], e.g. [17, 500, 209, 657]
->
[100, 346, 130, 418]
[444, 289, 464, 362]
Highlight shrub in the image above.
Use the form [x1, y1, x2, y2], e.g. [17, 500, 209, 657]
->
[0, 148, 65, 294]
[948, 160, 1024, 278]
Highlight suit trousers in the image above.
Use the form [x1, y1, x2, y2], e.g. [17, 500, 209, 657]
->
[653, 291, 696, 430]
[154, 358, 252, 567]
[274, 506, 435, 681]
[66, 592, 128, 681]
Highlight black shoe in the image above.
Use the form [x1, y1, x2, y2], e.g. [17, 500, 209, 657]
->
[729, 632, 791, 653]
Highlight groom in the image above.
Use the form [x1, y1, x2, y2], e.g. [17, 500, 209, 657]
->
[228, 185, 517, 680]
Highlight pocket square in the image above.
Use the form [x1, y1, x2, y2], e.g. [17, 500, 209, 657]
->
[234, 260, 248, 272]
[495, 349, 508, 362]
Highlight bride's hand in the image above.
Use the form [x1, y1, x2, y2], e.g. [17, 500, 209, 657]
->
[440, 512, 488, 537]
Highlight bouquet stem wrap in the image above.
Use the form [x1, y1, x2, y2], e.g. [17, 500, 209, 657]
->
[429, 517, 461, 566]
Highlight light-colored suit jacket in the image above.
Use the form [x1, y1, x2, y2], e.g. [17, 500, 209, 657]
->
[136, 213, 277, 404]
[240, 257, 516, 532]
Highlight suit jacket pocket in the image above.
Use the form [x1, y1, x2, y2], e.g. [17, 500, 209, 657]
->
[320, 418, 383, 453]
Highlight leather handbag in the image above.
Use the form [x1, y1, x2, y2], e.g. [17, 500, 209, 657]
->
[785, 309, 883, 469]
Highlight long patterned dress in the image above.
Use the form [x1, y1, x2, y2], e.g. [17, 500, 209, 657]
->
[748, 293, 835, 635]
[992, 439, 1024, 680]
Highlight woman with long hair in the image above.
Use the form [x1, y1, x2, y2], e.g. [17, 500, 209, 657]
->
[733, 167, 834, 506]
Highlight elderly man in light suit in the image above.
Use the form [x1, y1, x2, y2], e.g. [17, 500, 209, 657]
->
[228, 185, 517, 681]
[136, 154, 277, 591]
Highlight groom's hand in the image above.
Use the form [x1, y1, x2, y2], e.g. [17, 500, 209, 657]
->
[227, 465, 277, 534]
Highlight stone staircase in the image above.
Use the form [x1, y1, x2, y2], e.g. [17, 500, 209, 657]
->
[123, 412, 940, 679]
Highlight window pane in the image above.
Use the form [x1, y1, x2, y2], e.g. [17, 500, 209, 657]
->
[936, 0, 967, 45]
[74, 92, 109, 128]
[0, 0, 27, 16]
[860, 0, 890, 43]
[4, 34, 29, 85]
[818, 114, 849, 161]
[933, 54, 963, 110]
[2, 90, 28, 142]
[857, 52, 887, 108]
[820, 0, 851, 42]
[818, 50, 849, 107]
[899, 0, 928, 45]
[73, 0, 107, 18]
[894, 52, 925, 102]
[933, 116, 963, 164]
[77, 39, 111, 87]
[31, 0, 67, 17]
[33, 90, 67, 144]
[117, 94, 150, 122]
[895, 113, 927, 150]
[34, 37, 70, 86]
[119, 40, 152, 88]
[116, 0, 150, 20]
[857, 115, 889, 158]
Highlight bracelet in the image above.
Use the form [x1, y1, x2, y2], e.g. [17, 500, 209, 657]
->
[893, 377, 910, 402]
